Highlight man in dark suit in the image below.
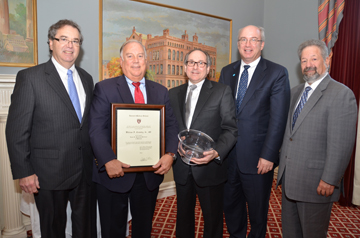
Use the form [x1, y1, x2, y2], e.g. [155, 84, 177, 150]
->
[6, 19, 95, 238]
[219, 25, 290, 238]
[277, 39, 357, 238]
[89, 40, 178, 238]
[169, 49, 237, 238]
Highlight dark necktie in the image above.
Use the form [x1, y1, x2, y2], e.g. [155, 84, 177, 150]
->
[67, 69, 82, 122]
[292, 86, 312, 129]
[236, 65, 250, 113]
[185, 84, 197, 128]
[132, 82, 145, 104]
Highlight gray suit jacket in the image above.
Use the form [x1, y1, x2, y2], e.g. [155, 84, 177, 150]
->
[277, 75, 357, 203]
[169, 79, 237, 187]
[6, 59, 94, 190]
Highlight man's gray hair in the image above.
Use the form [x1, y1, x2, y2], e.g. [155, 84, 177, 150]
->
[238, 26, 265, 42]
[184, 49, 211, 66]
[119, 40, 147, 60]
[297, 39, 328, 60]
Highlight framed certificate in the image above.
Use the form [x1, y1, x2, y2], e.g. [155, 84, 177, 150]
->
[111, 103, 165, 172]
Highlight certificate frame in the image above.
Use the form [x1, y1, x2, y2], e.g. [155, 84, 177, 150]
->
[111, 103, 165, 172]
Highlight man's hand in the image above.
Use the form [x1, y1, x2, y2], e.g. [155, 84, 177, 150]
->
[257, 158, 274, 174]
[317, 180, 335, 197]
[190, 150, 218, 165]
[153, 154, 173, 175]
[19, 174, 40, 194]
[105, 159, 130, 178]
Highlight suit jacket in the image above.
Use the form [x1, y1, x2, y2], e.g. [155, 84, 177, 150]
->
[89, 75, 178, 193]
[6, 59, 94, 190]
[219, 57, 290, 174]
[277, 75, 357, 203]
[169, 79, 237, 187]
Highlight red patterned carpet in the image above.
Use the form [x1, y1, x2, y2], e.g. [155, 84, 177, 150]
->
[128, 179, 360, 238]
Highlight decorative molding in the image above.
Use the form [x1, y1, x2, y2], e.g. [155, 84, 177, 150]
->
[0, 75, 15, 116]
[0, 75, 16, 83]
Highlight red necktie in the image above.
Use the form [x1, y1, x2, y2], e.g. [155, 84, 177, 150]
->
[132, 82, 145, 104]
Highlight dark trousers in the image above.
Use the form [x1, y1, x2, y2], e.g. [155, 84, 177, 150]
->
[175, 170, 224, 238]
[281, 175, 333, 238]
[224, 161, 273, 238]
[97, 172, 159, 238]
[34, 172, 93, 238]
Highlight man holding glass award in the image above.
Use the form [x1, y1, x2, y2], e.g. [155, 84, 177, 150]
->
[169, 49, 237, 238]
[89, 40, 178, 238]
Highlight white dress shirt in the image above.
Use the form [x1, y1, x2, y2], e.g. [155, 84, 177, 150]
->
[185, 79, 206, 129]
[235, 56, 261, 99]
[52, 57, 86, 116]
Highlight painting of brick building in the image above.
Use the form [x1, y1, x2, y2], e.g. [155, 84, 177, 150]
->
[101, 0, 231, 89]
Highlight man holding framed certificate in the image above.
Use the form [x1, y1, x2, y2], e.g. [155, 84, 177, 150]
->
[89, 40, 178, 238]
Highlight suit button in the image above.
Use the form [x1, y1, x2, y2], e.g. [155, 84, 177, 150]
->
[289, 138, 293, 141]
[78, 146, 82, 150]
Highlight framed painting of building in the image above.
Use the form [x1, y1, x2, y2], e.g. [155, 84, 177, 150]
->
[99, 0, 232, 89]
[0, 0, 38, 67]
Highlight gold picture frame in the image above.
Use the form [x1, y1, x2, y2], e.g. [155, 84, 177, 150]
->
[0, 0, 38, 67]
[99, 0, 232, 88]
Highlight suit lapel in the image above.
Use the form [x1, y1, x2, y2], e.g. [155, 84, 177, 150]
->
[238, 58, 266, 114]
[177, 84, 188, 128]
[76, 66, 91, 125]
[191, 79, 213, 127]
[230, 61, 241, 98]
[145, 79, 156, 104]
[289, 85, 304, 133]
[44, 60, 80, 122]
[116, 75, 134, 103]
[291, 76, 331, 134]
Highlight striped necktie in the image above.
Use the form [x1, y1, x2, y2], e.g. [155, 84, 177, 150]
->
[292, 86, 312, 129]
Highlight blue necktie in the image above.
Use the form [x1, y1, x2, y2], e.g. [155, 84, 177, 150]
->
[292, 86, 311, 129]
[236, 65, 250, 113]
[67, 69, 82, 122]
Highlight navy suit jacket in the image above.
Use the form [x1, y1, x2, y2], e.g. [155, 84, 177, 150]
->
[89, 75, 178, 193]
[219, 57, 290, 174]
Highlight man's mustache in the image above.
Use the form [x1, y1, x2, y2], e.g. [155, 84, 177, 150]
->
[304, 67, 317, 72]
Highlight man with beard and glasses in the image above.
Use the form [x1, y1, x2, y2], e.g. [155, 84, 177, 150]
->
[276, 39, 358, 238]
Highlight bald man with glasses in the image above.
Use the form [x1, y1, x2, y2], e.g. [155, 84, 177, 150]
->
[219, 25, 290, 238]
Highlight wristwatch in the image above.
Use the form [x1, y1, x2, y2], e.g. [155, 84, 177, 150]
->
[214, 152, 221, 164]
[166, 152, 177, 161]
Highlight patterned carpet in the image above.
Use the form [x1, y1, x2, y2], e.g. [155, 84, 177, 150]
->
[129, 179, 360, 238]
[25, 179, 360, 237]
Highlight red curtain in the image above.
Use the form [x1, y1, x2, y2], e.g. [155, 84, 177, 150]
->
[330, 0, 360, 206]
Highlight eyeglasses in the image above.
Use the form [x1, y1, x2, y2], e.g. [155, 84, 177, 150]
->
[238, 38, 262, 45]
[186, 61, 207, 68]
[53, 37, 81, 46]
